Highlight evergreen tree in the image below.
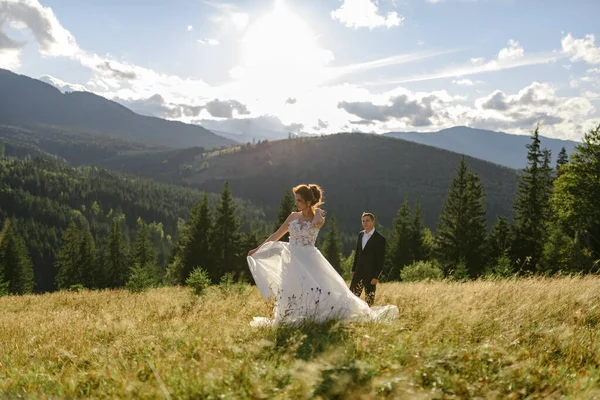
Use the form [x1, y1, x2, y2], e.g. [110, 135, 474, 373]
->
[321, 214, 343, 275]
[78, 223, 100, 289]
[385, 198, 413, 281]
[435, 157, 488, 277]
[551, 124, 600, 265]
[0, 220, 35, 294]
[541, 148, 554, 213]
[486, 216, 512, 265]
[132, 218, 157, 270]
[275, 188, 295, 242]
[105, 216, 130, 288]
[55, 221, 83, 289]
[0, 269, 8, 295]
[556, 146, 569, 176]
[128, 218, 159, 287]
[179, 195, 213, 283]
[0, 221, 8, 295]
[512, 127, 552, 271]
[210, 182, 242, 282]
[240, 230, 260, 283]
[464, 173, 489, 275]
[409, 198, 428, 262]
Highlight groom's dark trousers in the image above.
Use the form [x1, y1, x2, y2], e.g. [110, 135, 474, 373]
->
[349, 230, 386, 306]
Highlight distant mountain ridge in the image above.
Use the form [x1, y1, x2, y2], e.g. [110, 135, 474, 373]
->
[0, 68, 235, 150]
[90, 133, 519, 241]
[385, 126, 580, 169]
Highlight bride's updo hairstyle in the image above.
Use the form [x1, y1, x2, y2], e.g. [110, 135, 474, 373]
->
[293, 184, 324, 213]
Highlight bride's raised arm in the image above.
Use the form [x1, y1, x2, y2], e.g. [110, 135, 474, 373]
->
[248, 212, 296, 256]
[313, 208, 325, 229]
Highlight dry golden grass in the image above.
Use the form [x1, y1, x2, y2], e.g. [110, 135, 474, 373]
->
[2, 277, 600, 399]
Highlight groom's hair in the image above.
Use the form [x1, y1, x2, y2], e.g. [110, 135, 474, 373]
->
[362, 212, 375, 221]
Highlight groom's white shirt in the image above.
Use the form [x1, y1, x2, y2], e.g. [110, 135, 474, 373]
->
[361, 228, 375, 250]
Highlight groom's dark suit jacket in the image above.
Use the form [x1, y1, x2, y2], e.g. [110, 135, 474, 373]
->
[352, 230, 386, 280]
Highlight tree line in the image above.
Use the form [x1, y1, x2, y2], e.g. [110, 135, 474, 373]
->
[361, 125, 599, 280]
[1, 124, 598, 294]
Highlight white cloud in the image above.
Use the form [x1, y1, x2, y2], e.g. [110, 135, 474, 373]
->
[197, 38, 219, 46]
[0, 47, 21, 69]
[328, 48, 460, 82]
[562, 33, 600, 65]
[476, 82, 557, 111]
[498, 39, 524, 61]
[206, 2, 248, 32]
[187, 25, 193, 31]
[331, 0, 403, 29]
[464, 82, 597, 140]
[3, 0, 597, 142]
[0, 0, 79, 58]
[38, 74, 89, 92]
[367, 40, 561, 85]
[582, 90, 600, 101]
[453, 79, 474, 86]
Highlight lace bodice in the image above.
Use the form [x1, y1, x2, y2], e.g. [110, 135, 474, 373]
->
[288, 219, 320, 247]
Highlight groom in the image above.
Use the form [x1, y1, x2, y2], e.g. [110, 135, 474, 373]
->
[350, 212, 386, 306]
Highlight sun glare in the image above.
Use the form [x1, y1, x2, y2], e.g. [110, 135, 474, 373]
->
[236, 0, 333, 101]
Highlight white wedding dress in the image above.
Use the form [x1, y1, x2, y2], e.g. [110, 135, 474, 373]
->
[247, 218, 399, 327]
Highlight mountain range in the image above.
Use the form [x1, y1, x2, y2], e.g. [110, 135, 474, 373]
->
[385, 126, 579, 170]
[0, 69, 234, 150]
[90, 133, 519, 238]
[2, 68, 578, 243]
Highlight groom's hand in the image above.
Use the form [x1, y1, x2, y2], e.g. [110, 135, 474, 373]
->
[370, 278, 378, 285]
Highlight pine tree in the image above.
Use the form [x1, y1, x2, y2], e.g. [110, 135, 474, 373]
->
[105, 216, 130, 288]
[78, 223, 100, 289]
[0, 220, 35, 294]
[0, 268, 8, 295]
[55, 221, 83, 289]
[129, 218, 159, 288]
[132, 218, 157, 271]
[512, 127, 552, 272]
[409, 198, 427, 262]
[487, 216, 512, 265]
[556, 146, 569, 176]
[210, 182, 242, 282]
[464, 172, 489, 275]
[239, 230, 260, 283]
[435, 157, 488, 277]
[551, 124, 600, 265]
[540, 148, 554, 216]
[385, 198, 413, 281]
[321, 214, 343, 275]
[275, 188, 295, 242]
[179, 195, 213, 283]
[0, 220, 8, 295]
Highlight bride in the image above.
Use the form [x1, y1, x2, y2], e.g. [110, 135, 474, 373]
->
[247, 184, 398, 327]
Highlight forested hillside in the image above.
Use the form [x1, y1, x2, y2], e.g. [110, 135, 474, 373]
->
[0, 155, 265, 291]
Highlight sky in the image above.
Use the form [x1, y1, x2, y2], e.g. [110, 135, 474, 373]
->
[1, 0, 600, 141]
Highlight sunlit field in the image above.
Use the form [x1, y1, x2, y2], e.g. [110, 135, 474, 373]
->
[2, 277, 600, 398]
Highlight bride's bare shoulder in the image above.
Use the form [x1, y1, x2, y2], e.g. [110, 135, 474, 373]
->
[286, 211, 300, 221]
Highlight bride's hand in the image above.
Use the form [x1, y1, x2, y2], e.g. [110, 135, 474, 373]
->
[313, 208, 325, 228]
[248, 248, 258, 257]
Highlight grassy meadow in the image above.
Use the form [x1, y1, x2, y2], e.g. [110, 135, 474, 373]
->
[1, 277, 600, 399]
